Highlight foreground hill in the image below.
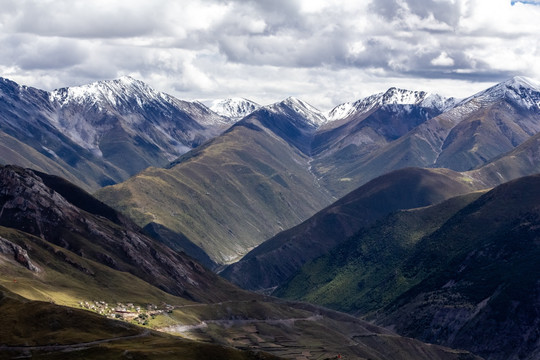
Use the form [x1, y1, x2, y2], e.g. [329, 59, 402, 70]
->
[96, 98, 334, 265]
[0, 167, 479, 360]
[222, 167, 483, 291]
[278, 174, 540, 360]
[0, 165, 243, 302]
[0, 287, 280, 360]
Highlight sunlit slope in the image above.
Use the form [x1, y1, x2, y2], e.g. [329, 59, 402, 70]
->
[97, 108, 334, 264]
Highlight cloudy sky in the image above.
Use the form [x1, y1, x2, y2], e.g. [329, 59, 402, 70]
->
[1, 0, 539, 110]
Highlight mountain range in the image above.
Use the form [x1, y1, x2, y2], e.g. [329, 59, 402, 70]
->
[0, 76, 231, 191]
[96, 76, 540, 268]
[1, 74, 540, 359]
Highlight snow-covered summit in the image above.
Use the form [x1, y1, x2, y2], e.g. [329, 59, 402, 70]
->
[50, 76, 163, 109]
[463, 76, 540, 110]
[267, 97, 328, 127]
[327, 88, 457, 121]
[209, 98, 260, 120]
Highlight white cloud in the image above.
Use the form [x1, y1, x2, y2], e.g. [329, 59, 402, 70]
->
[0, 0, 538, 110]
[431, 52, 455, 66]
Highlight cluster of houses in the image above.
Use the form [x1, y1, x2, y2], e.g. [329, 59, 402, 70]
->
[78, 300, 174, 325]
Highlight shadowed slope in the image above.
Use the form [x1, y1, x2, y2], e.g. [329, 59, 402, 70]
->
[222, 167, 482, 291]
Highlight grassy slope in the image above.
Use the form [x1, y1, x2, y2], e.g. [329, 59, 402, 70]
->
[96, 118, 333, 264]
[222, 167, 483, 291]
[0, 230, 478, 360]
[276, 192, 484, 314]
[278, 174, 540, 360]
[0, 286, 280, 360]
[468, 130, 540, 187]
[375, 175, 540, 360]
[0, 226, 191, 307]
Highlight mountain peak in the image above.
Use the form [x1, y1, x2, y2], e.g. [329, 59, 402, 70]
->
[270, 97, 328, 126]
[50, 76, 161, 108]
[327, 88, 456, 121]
[465, 76, 540, 110]
[505, 75, 540, 91]
[209, 97, 260, 120]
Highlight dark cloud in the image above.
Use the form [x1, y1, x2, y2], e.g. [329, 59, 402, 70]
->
[0, 35, 87, 70]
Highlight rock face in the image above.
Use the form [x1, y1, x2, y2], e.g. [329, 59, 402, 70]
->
[0, 236, 40, 272]
[0, 165, 245, 302]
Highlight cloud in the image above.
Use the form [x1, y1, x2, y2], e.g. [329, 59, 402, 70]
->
[431, 52, 455, 67]
[0, 0, 538, 110]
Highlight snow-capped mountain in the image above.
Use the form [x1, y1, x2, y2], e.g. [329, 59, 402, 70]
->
[459, 75, 540, 110]
[48, 77, 232, 173]
[0, 76, 234, 190]
[266, 97, 328, 128]
[327, 88, 457, 121]
[209, 97, 260, 120]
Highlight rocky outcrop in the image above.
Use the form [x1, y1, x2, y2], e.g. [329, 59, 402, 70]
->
[0, 236, 40, 272]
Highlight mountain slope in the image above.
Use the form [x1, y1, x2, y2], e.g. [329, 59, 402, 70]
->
[275, 191, 484, 313]
[51, 76, 232, 175]
[0, 77, 126, 190]
[0, 286, 280, 360]
[315, 77, 540, 196]
[0, 164, 245, 302]
[467, 128, 540, 187]
[0, 77, 231, 191]
[377, 174, 540, 360]
[277, 174, 540, 360]
[96, 101, 334, 264]
[221, 167, 483, 291]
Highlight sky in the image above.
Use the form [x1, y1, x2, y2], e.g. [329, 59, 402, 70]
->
[0, 0, 539, 111]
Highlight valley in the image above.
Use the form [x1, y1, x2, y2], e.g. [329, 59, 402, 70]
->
[0, 75, 539, 360]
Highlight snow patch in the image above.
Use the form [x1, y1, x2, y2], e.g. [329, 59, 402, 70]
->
[210, 97, 261, 120]
[327, 88, 457, 121]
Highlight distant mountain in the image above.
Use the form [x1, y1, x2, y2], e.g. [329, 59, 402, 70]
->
[209, 97, 261, 120]
[315, 76, 540, 196]
[326, 87, 457, 122]
[434, 76, 540, 171]
[96, 98, 335, 265]
[0, 76, 231, 191]
[312, 88, 458, 196]
[221, 167, 483, 291]
[50, 76, 232, 178]
[277, 174, 540, 360]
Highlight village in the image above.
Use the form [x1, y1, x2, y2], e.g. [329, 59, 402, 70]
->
[78, 300, 174, 325]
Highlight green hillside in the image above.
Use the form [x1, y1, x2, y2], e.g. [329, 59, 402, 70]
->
[222, 167, 483, 291]
[96, 112, 333, 265]
[277, 174, 540, 359]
